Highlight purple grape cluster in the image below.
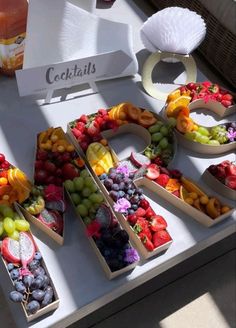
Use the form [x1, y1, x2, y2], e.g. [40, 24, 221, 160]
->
[99, 168, 144, 215]
[8, 252, 55, 315]
[94, 222, 139, 272]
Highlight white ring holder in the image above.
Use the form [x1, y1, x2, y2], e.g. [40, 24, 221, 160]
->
[142, 51, 197, 101]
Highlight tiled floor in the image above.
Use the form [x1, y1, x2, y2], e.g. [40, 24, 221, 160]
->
[3, 249, 234, 328]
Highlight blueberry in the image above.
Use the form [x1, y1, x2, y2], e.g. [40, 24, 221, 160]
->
[26, 300, 40, 314]
[9, 291, 24, 303]
[117, 190, 125, 198]
[131, 204, 138, 210]
[33, 266, 45, 277]
[29, 259, 40, 271]
[15, 281, 26, 294]
[99, 173, 107, 180]
[112, 183, 119, 191]
[34, 252, 42, 261]
[127, 189, 134, 196]
[7, 263, 15, 271]
[23, 275, 34, 288]
[128, 208, 135, 215]
[32, 289, 45, 302]
[10, 269, 20, 280]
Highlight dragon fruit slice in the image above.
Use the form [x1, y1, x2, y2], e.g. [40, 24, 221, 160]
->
[95, 204, 113, 228]
[1, 238, 21, 264]
[134, 166, 147, 180]
[45, 200, 66, 212]
[37, 209, 63, 235]
[130, 152, 151, 168]
[118, 160, 138, 173]
[19, 232, 35, 269]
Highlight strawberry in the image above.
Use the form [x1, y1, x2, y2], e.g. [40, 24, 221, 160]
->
[133, 217, 149, 233]
[186, 82, 197, 90]
[155, 174, 170, 187]
[75, 121, 85, 132]
[71, 128, 82, 139]
[219, 160, 231, 168]
[149, 215, 167, 232]
[208, 83, 219, 94]
[87, 121, 100, 137]
[225, 176, 236, 190]
[153, 230, 172, 248]
[221, 100, 232, 108]
[95, 116, 104, 126]
[146, 167, 160, 180]
[222, 93, 233, 101]
[139, 229, 152, 241]
[139, 199, 150, 210]
[225, 164, 236, 177]
[202, 81, 212, 88]
[79, 114, 88, 124]
[134, 207, 146, 217]
[216, 166, 226, 180]
[139, 234, 154, 251]
[80, 140, 89, 151]
[145, 207, 155, 219]
[98, 109, 108, 116]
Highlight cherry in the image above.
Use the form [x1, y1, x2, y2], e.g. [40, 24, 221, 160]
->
[44, 161, 56, 173]
[1, 161, 10, 170]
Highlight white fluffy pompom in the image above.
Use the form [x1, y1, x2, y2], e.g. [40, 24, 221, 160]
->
[140, 7, 206, 54]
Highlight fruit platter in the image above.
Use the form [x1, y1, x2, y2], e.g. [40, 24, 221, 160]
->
[0, 203, 59, 322]
[67, 102, 177, 169]
[164, 81, 236, 154]
[203, 161, 236, 201]
[63, 169, 140, 278]
[20, 127, 85, 245]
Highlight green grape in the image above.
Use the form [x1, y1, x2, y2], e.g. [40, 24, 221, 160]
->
[0, 204, 8, 215]
[159, 137, 169, 149]
[84, 177, 94, 188]
[73, 177, 84, 191]
[76, 204, 88, 218]
[185, 132, 197, 141]
[167, 117, 177, 127]
[197, 126, 210, 136]
[2, 207, 14, 219]
[208, 139, 220, 146]
[14, 219, 30, 232]
[90, 183, 98, 193]
[151, 132, 163, 143]
[0, 222, 4, 236]
[83, 217, 92, 226]
[160, 126, 169, 137]
[82, 187, 92, 198]
[13, 213, 22, 221]
[9, 230, 19, 240]
[70, 193, 81, 205]
[89, 193, 104, 204]
[80, 169, 90, 178]
[82, 199, 93, 209]
[144, 149, 152, 159]
[148, 122, 163, 134]
[3, 217, 15, 234]
[153, 146, 162, 156]
[210, 125, 228, 144]
[195, 134, 209, 144]
[64, 180, 75, 193]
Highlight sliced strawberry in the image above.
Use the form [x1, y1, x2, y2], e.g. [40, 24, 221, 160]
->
[146, 167, 160, 180]
[139, 233, 154, 251]
[138, 229, 152, 241]
[145, 207, 155, 219]
[153, 230, 171, 248]
[79, 114, 88, 124]
[202, 81, 212, 88]
[71, 128, 82, 139]
[133, 217, 149, 233]
[75, 121, 85, 132]
[134, 207, 146, 217]
[87, 121, 100, 137]
[139, 199, 150, 210]
[150, 215, 167, 232]
[225, 164, 236, 177]
[155, 174, 170, 187]
[225, 176, 236, 190]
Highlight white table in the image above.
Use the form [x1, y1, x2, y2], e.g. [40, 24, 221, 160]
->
[0, 1, 235, 328]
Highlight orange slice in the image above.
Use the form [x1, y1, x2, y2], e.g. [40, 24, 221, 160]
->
[8, 168, 32, 193]
[180, 185, 188, 201]
[167, 89, 181, 103]
[166, 96, 191, 117]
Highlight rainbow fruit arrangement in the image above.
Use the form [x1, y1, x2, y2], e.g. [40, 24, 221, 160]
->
[207, 161, 236, 190]
[69, 102, 176, 170]
[64, 171, 140, 272]
[22, 127, 87, 236]
[99, 166, 172, 252]
[142, 163, 232, 219]
[0, 205, 55, 315]
[0, 153, 32, 205]
[166, 82, 236, 146]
